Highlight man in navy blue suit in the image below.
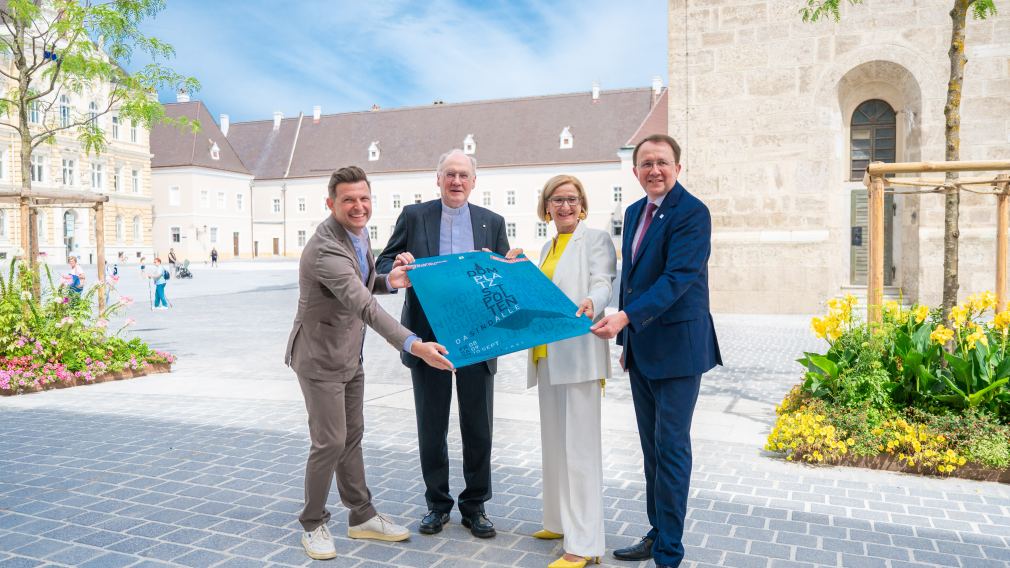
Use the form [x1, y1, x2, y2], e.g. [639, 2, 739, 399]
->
[591, 134, 721, 567]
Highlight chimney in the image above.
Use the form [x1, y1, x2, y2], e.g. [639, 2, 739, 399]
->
[219, 114, 229, 136]
[176, 88, 190, 103]
[370, 104, 381, 111]
[651, 74, 663, 105]
[591, 81, 600, 102]
[312, 105, 321, 123]
[273, 111, 283, 131]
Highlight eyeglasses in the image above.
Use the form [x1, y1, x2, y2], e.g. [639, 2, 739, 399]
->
[637, 160, 673, 170]
[441, 170, 471, 181]
[548, 197, 580, 206]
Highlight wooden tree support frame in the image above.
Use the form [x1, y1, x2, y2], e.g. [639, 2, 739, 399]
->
[0, 190, 112, 312]
[864, 161, 1010, 322]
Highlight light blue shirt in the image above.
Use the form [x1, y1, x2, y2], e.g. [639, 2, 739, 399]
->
[347, 228, 418, 353]
[439, 202, 475, 255]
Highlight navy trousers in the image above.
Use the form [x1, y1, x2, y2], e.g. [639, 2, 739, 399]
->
[629, 368, 701, 567]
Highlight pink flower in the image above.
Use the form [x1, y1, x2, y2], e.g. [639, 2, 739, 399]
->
[58, 317, 74, 326]
[120, 296, 133, 305]
[61, 297, 70, 304]
[124, 318, 136, 326]
[95, 319, 109, 329]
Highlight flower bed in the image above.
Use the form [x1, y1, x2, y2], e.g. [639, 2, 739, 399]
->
[1, 260, 175, 395]
[766, 293, 1010, 480]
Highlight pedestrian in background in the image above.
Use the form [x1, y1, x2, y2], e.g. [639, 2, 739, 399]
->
[210, 247, 218, 267]
[148, 257, 170, 310]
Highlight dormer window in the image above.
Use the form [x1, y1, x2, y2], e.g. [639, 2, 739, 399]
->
[559, 126, 573, 149]
[210, 141, 220, 160]
[463, 134, 476, 155]
[368, 141, 380, 161]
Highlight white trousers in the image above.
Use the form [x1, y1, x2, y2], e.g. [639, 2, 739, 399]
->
[537, 361, 605, 558]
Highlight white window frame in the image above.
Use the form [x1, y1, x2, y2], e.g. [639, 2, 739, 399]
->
[131, 169, 140, 193]
[369, 225, 378, 240]
[111, 116, 120, 139]
[414, 193, 422, 204]
[210, 226, 218, 243]
[132, 215, 142, 243]
[272, 198, 281, 214]
[297, 197, 306, 212]
[217, 191, 226, 209]
[59, 95, 70, 128]
[90, 162, 103, 190]
[506, 223, 516, 238]
[392, 194, 401, 209]
[31, 154, 45, 183]
[297, 230, 307, 247]
[506, 190, 516, 206]
[115, 215, 124, 242]
[62, 159, 75, 186]
[200, 189, 210, 208]
[236, 193, 244, 211]
[482, 192, 491, 207]
[169, 186, 180, 206]
[113, 166, 122, 192]
[130, 119, 138, 143]
[171, 226, 181, 243]
[536, 222, 547, 238]
[613, 185, 622, 203]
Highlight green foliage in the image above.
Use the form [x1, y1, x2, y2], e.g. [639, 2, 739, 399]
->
[0, 0, 200, 166]
[800, 0, 863, 23]
[0, 258, 174, 394]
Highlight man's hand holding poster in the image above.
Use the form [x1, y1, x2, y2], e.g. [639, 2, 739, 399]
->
[406, 251, 592, 368]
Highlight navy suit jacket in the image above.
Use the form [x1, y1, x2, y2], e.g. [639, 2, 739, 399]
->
[376, 199, 510, 372]
[618, 181, 722, 380]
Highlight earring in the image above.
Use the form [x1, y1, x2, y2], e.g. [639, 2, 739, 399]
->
[578, 211, 586, 220]
[545, 213, 552, 222]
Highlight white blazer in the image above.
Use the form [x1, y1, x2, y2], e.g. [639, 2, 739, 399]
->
[527, 222, 617, 388]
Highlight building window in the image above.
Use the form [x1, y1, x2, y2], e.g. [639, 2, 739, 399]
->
[297, 197, 306, 212]
[612, 219, 623, 237]
[559, 126, 573, 149]
[506, 190, 516, 206]
[272, 198, 281, 213]
[132, 216, 141, 243]
[113, 167, 122, 192]
[506, 223, 516, 238]
[169, 186, 180, 206]
[463, 133, 476, 155]
[171, 226, 180, 243]
[88, 101, 98, 126]
[210, 227, 218, 243]
[62, 159, 75, 186]
[210, 142, 220, 160]
[130, 119, 137, 143]
[482, 192, 491, 207]
[536, 222, 547, 238]
[392, 194, 401, 209]
[414, 193, 422, 204]
[217, 191, 226, 209]
[90, 162, 103, 189]
[0, 209, 6, 238]
[369, 225, 378, 240]
[131, 169, 139, 193]
[850, 99, 896, 181]
[368, 141, 380, 161]
[297, 230, 306, 247]
[613, 186, 622, 203]
[30, 154, 45, 183]
[236, 193, 244, 211]
[0, 148, 5, 180]
[59, 95, 70, 127]
[115, 215, 124, 242]
[111, 116, 119, 139]
[200, 190, 209, 208]
[28, 100, 40, 124]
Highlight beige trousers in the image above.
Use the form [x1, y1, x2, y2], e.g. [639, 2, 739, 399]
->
[297, 368, 376, 531]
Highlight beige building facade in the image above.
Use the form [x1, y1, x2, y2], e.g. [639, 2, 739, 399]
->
[668, 0, 1010, 313]
[0, 93, 154, 265]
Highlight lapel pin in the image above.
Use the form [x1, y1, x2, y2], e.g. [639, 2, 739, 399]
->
[659, 214, 665, 219]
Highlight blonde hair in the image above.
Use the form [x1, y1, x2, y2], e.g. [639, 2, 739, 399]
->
[537, 175, 588, 222]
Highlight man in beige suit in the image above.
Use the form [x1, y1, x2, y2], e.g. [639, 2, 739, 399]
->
[285, 165, 453, 561]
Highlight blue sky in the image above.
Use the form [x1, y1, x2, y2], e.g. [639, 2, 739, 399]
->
[131, 0, 667, 123]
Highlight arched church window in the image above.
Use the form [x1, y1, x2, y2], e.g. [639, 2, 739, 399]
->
[850, 99, 896, 181]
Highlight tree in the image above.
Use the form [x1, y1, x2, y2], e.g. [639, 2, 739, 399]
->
[802, 0, 998, 316]
[0, 0, 198, 285]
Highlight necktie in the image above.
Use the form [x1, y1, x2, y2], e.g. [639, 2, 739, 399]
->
[633, 202, 657, 261]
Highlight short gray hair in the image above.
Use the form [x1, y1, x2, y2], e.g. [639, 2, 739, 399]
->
[436, 149, 477, 175]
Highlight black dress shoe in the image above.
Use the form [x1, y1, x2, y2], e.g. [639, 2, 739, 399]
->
[419, 510, 450, 535]
[613, 536, 653, 560]
[460, 512, 496, 538]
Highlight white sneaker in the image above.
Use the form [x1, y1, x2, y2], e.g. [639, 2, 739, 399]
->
[301, 524, 337, 560]
[347, 512, 410, 542]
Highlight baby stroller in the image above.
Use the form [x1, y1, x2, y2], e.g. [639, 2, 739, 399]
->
[176, 259, 194, 279]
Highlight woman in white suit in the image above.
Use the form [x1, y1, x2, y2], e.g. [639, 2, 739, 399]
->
[528, 175, 616, 568]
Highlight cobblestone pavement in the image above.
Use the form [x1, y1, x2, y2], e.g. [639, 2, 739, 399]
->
[2, 262, 1010, 567]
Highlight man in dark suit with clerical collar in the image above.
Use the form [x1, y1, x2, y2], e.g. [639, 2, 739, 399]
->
[377, 149, 510, 539]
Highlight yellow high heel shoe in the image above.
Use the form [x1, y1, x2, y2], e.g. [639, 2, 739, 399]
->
[547, 554, 600, 568]
[532, 529, 564, 540]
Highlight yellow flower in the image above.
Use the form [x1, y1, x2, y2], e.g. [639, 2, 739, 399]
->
[994, 310, 1010, 332]
[965, 326, 988, 351]
[949, 305, 969, 329]
[930, 324, 954, 345]
[913, 304, 929, 324]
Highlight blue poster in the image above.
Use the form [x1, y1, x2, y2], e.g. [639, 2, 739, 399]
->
[407, 251, 591, 368]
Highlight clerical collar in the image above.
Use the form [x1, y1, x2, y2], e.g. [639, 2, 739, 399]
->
[441, 202, 469, 216]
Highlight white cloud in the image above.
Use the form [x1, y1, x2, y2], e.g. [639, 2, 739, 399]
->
[134, 0, 665, 121]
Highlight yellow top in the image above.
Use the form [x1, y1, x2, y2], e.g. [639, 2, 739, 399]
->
[533, 232, 573, 363]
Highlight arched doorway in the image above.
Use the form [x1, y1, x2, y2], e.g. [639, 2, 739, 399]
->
[850, 99, 896, 286]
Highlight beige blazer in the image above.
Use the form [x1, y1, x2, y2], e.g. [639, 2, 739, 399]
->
[526, 223, 617, 388]
[285, 215, 412, 381]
